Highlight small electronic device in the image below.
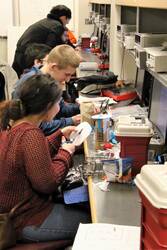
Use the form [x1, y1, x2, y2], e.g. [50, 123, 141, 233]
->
[124, 35, 135, 50]
[135, 69, 154, 106]
[117, 24, 136, 42]
[135, 68, 145, 100]
[79, 62, 99, 71]
[135, 33, 167, 48]
[148, 77, 167, 160]
[135, 45, 147, 69]
[145, 47, 167, 73]
[149, 77, 167, 146]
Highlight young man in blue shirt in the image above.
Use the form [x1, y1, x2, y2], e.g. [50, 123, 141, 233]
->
[13, 44, 81, 135]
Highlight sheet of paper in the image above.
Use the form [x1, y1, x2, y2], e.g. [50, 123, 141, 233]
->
[110, 104, 147, 120]
[77, 96, 117, 104]
[69, 122, 92, 146]
[72, 223, 140, 250]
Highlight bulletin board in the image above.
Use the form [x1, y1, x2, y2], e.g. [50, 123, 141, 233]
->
[0, 0, 13, 36]
[19, 0, 75, 31]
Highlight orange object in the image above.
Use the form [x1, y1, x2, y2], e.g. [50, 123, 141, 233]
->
[90, 48, 101, 53]
[67, 30, 77, 44]
[103, 143, 113, 150]
[101, 87, 137, 101]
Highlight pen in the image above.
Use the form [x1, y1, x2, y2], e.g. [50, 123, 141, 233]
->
[75, 128, 83, 138]
[71, 128, 83, 142]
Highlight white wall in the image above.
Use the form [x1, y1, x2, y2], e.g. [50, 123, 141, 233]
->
[0, 38, 7, 62]
[18, 0, 75, 31]
[0, 0, 13, 62]
[1, 0, 94, 64]
[0, 0, 13, 36]
[74, 0, 94, 39]
[3, 0, 93, 65]
[7, 26, 28, 66]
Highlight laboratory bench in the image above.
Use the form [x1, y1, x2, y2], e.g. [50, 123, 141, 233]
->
[75, 48, 141, 227]
[84, 134, 141, 226]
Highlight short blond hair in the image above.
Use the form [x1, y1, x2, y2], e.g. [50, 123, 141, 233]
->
[47, 44, 80, 69]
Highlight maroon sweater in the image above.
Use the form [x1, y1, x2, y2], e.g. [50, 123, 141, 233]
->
[0, 122, 72, 236]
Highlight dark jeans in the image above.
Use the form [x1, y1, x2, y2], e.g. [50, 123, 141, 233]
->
[21, 203, 91, 242]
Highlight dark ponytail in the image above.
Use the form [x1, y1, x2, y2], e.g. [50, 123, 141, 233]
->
[0, 99, 25, 130]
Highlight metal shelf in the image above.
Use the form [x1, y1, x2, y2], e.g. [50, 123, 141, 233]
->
[116, 0, 167, 9]
[147, 69, 167, 88]
[89, 0, 111, 4]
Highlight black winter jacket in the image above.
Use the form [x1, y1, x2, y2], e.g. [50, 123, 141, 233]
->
[12, 18, 65, 77]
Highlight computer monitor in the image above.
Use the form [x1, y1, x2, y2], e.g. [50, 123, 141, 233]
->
[149, 78, 167, 144]
[135, 68, 145, 99]
[135, 69, 154, 106]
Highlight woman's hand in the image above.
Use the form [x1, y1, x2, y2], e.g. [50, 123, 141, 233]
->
[72, 114, 81, 125]
[61, 126, 76, 140]
[62, 143, 75, 155]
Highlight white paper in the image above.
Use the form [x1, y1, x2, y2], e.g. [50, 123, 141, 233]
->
[77, 96, 116, 104]
[111, 105, 147, 120]
[70, 122, 92, 146]
[72, 223, 140, 250]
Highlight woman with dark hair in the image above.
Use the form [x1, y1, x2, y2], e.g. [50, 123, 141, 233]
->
[0, 74, 90, 243]
[12, 5, 72, 77]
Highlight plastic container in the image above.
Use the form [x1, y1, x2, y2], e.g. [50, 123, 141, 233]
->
[142, 223, 167, 250]
[102, 86, 137, 101]
[115, 116, 153, 176]
[80, 102, 95, 127]
[135, 164, 167, 249]
[81, 37, 90, 49]
[92, 113, 111, 150]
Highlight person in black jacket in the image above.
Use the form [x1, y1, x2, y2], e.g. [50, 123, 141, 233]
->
[12, 5, 71, 77]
